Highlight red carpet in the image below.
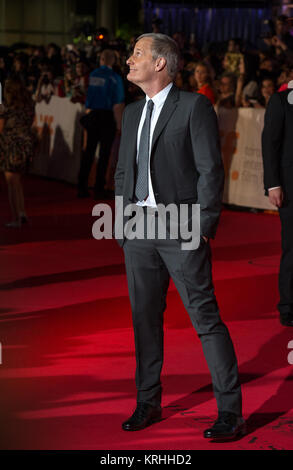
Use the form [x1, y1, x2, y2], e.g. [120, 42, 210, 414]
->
[0, 174, 292, 450]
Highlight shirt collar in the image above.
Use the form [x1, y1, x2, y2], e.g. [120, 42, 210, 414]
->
[145, 82, 173, 108]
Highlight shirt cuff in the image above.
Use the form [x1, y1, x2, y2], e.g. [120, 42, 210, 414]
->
[268, 186, 281, 190]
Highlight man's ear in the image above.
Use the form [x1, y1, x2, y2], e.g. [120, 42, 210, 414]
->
[155, 57, 167, 72]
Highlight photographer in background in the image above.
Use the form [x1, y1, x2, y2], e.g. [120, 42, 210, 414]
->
[33, 68, 55, 103]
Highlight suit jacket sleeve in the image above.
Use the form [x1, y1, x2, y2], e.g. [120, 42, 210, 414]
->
[189, 94, 224, 239]
[114, 108, 127, 196]
[262, 92, 285, 192]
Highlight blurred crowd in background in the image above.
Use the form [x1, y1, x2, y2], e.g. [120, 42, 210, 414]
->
[0, 14, 292, 110]
[0, 12, 292, 225]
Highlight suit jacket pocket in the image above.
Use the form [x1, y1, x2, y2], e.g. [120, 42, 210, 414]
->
[165, 126, 187, 138]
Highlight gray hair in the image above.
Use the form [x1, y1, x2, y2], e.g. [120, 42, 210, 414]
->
[136, 33, 180, 80]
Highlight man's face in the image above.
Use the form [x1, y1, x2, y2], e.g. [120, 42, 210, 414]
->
[126, 38, 156, 86]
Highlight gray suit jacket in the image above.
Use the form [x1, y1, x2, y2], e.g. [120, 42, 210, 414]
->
[114, 84, 224, 246]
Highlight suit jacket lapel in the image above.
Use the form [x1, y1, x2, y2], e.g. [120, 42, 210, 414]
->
[151, 84, 179, 155]
[126, 98, 145, 197]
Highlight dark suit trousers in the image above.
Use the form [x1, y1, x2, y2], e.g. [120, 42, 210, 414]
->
[78, 109, 116, 193]
[278, 200, 293, 316]
[123, 210, 242, 416]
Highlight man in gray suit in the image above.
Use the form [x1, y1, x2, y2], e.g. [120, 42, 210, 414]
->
[114, 33, 245, 439]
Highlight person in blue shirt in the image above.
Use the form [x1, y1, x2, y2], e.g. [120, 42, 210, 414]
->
[78, 49, 125, 198]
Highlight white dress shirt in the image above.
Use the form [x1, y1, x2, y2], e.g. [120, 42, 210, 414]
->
[136, 82, 173, 208]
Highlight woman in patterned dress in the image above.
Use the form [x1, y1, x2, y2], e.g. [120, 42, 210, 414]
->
[0, 78, 35, 227]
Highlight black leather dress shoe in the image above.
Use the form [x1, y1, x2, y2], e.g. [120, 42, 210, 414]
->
[280, 315, 293, 327]
[122, 402, 162, 431]
[204, 412, 246, 440]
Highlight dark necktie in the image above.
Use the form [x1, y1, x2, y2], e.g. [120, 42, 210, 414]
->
[135, 99, 154, 202]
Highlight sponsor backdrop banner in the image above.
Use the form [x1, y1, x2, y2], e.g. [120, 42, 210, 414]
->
[217, 107, 276, 210]
[32, 96, 84, 184]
